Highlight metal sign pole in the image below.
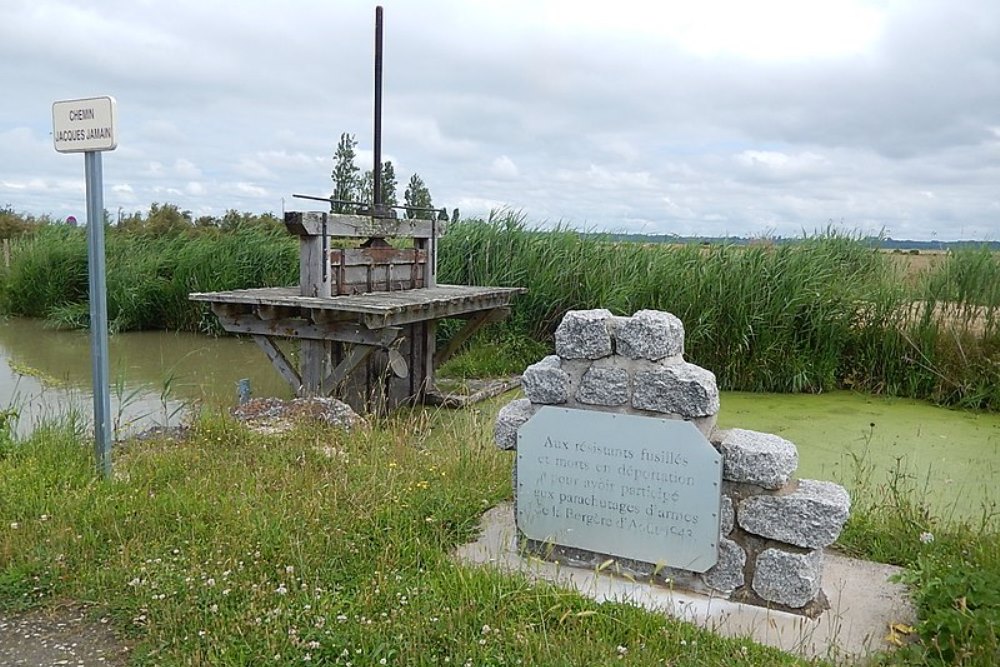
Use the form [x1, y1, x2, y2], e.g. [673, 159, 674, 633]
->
[84, 150, 112, 477]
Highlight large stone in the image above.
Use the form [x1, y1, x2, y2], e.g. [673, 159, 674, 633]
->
[718, 429, 798, 490]
[576, 366, 629, 406]
[494, 398, 536, 450]
[752, 548, 823, 608]
[720, 495, 734, 535]
[738, 480, 851, 549]
[521, 355, 571, 404]
[632, 362, 719, 418]
[615, 310, 684, 361]
[555, 309, 614, 360]
[702, 538, 746, 593]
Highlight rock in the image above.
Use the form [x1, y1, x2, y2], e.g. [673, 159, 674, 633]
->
[738, 480, 851, 549]
[521, 355, 571, 404]
[632, 362, 719, 418]
[494, 398, 537, 450]
[702, 538, 746, 592]
[752, 548, 823, 608]
[555, 309, 614, 360]
[231, 397, 365, 435]
[720, 495, 734, 535]
[718, 428, 798, 490]
[615, 310, 685, 361]
[576, 366, 629, 406]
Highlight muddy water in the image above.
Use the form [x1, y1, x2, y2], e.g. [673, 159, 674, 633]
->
[3, 318, 997, 517]
[0, 318, 290, 438]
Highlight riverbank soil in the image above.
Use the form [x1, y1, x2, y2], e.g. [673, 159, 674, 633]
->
[0, 604, 130, 666]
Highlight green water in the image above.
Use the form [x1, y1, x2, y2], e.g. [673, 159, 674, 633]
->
[2, 318, 997, 517]
[0, 318, 290, 438]
[718, 392, 1000, 520]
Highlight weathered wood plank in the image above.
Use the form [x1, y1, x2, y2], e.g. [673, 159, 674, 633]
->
[215, 311, 400, 346]
[285, 211, 441, 239]
[322, 345, 377, 395]
[191, 285, 526, 326]
[252, 335, 301, 392]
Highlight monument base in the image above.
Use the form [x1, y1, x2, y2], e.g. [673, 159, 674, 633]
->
[456, 503, 915, 663]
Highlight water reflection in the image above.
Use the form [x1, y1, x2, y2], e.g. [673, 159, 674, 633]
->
[0, 318, 291, 438]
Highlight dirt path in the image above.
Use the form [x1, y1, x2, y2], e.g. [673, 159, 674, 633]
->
[0, 605, 130, 666]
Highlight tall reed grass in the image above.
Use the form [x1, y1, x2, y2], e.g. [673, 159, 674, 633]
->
[2, 213, 999, 409]
[438, 213, 1000, 410]
[0, 225, 297, 333]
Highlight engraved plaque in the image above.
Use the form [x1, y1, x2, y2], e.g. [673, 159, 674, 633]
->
[517, 407, 722, 572]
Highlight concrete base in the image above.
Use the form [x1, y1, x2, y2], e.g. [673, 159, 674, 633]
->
[454, 503, 915, 664]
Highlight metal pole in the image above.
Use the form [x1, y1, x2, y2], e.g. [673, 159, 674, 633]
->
[85, 150, 111, 478]
[373, 5, 384, 211]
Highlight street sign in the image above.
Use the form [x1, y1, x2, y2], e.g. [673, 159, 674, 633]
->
[52, 96, 118, 153]
[52, 94, 115, 477]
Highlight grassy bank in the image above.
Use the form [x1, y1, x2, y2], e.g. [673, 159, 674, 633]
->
[2, 213, 1000, 409]
[1, 406, 998, 665]
[1, 411, 807, 666]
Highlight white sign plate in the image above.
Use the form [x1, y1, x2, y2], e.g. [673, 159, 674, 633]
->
[517, 407, 722, 572]
[52, 96, 118, 153]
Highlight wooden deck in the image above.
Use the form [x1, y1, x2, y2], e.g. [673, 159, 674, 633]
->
[190, 285, 525, 329]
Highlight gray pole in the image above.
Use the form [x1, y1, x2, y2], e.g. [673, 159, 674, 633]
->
[84, 150, 112, 477]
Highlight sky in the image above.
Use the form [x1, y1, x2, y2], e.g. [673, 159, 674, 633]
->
[2, 0, 999, 241]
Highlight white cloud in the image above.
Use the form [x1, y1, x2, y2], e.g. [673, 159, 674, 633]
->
[490, 155, 519, 179]
[0, 0, 998, 239]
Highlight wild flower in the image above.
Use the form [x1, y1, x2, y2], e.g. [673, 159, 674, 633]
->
[920, 531, 935, 544]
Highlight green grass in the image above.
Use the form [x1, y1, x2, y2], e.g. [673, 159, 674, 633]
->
[0, 409, 809, 666]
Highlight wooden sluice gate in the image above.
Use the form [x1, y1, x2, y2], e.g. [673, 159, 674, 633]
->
[190, 211, 524, 413]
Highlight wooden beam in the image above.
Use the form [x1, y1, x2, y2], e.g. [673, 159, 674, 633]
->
[214, 311, 401, 346]
[433, 308, 510, 368]
[321, 345, 377, 395]
[252, 335, 302, 392]
[285, 210, 441, 239]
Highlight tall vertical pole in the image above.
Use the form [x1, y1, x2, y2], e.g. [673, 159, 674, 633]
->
[85, 151, 112, 478]
[373, 5, 384, 212]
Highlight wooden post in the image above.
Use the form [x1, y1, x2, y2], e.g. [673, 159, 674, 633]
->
[286, 212, 331, 395]
[2, 239, 9, 269]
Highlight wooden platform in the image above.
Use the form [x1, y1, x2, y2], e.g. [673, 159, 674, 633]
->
[190, 285, 524, 329]
[190, 284, 525, 412]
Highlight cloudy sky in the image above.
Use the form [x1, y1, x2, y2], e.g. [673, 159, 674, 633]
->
[2, 0, 999, 240]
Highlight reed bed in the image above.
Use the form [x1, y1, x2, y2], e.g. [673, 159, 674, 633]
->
[2, 213, 999, 409]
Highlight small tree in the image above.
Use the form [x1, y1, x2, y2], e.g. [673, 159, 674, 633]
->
[330, 133, 360, 213]
[382, 161, 398, 208]
[404, 173, 433, 220]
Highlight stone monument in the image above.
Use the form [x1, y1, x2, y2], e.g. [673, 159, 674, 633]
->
[494, 309, 851, 615]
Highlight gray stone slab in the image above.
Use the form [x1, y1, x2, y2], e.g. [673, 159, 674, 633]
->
[720, 495, 734, 535]
[555, 309, 614, 360]
[632, 362, 719, 418]
[494, 398, 536, 450]
[615, 310, 685, 361]
[752, 548, 824, 608]
[702, 537, 746, 593]
[576, 366, 629, 406]
[718, 428, 798, 489]
[738, 480, 851, 549]
[521, 355, 571, 404]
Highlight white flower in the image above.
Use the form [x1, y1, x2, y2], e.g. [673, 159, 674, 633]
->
[919, 531, 935, 544]
[275, 584, 288, 595]
[9, 522, 18, 530]
[617, 645, 628, 655]
[286, 565, 295, 574]
[481, 624, 491, 635]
